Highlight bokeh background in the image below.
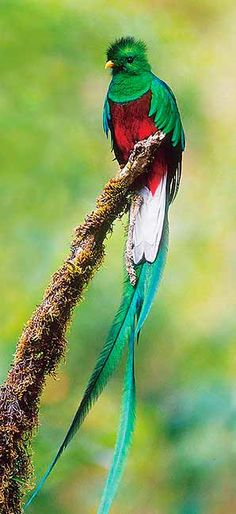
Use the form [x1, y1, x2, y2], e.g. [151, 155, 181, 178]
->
[1, 1, 236, 513]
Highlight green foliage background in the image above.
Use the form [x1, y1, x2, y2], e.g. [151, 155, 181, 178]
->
[1, 1, 236, 513]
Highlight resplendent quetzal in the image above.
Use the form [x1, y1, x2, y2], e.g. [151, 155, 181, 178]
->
[26, 37, 185, 513]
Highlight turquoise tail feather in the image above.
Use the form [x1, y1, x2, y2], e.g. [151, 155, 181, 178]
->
[96, 210, 169, 514]
[136, 210, 169, 335]
[25, 264, 143, 508]
[97, 324, 136, 514]
[25, 210, 169, 511]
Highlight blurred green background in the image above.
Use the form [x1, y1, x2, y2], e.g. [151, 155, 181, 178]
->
[1, 0, 236, 513]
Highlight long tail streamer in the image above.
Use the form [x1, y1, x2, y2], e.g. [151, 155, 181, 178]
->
[98, 324, 136, 514]
[25, 210, 169, 512]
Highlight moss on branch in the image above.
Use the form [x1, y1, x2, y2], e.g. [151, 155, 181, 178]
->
[0, 130, 164, 514]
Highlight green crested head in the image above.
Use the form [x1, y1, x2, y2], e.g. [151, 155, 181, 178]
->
[105, 36, 151, 76]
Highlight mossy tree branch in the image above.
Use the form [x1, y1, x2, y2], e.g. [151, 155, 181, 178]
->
[0, 130, 164, 514]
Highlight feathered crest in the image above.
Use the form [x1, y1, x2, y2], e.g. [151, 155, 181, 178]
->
[107, 36, 147, 61]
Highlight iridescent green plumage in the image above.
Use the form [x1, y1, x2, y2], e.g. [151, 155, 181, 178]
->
[104, 36, 184, 151]
[97, 325, 136, 514]
[25, 36, 184, 514]
[149, 76, 185, 148]
[25, 218, 169, 512]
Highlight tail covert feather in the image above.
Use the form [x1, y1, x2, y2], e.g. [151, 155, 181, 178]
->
[97, 325, 136, 514]
[25, 205, 169, 512]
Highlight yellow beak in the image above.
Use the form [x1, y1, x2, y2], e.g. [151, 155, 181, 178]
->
[105, 60, 114, 69]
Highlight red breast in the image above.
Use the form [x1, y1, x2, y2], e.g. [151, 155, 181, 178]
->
[109, 91, 167, 195]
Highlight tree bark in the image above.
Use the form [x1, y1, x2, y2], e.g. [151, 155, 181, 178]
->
[0, 130, 164, 513]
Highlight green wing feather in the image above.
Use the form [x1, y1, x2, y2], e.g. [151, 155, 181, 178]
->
[97, 325, 136, 514]
[149, 74, 185, 150]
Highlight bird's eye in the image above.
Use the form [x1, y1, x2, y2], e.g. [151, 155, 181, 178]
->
[127, 56, 134, 63]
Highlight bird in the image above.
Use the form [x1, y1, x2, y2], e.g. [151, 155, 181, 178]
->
[25, 37, 185, 513]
